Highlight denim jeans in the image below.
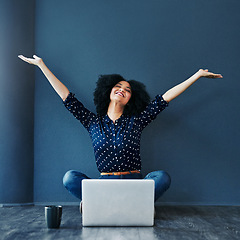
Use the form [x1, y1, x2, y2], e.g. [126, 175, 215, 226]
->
[63, 170, 171, 202]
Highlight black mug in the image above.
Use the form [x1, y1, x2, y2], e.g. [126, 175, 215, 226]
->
[45, 206, 62, 229]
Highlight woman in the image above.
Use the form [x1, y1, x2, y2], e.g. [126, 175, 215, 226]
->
[18, 55, 223, 202]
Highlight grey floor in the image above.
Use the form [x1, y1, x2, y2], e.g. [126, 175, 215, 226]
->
[0, 205, 240, 240]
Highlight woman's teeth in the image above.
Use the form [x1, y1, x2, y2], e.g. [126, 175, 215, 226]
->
[116, 92, 124, 97]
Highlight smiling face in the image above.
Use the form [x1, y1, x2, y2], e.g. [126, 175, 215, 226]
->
[109, 81, 132, 106]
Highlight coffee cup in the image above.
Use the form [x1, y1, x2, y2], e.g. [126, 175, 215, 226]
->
[45, 205, 62, 229]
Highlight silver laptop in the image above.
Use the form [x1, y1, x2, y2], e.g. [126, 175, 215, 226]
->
[82, 179, 155, 227]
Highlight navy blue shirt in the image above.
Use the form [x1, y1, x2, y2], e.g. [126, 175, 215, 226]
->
[63, 92, 168, 173]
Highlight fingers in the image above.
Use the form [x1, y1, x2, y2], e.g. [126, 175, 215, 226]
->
[200, 69, 223, 78]
[18, 55, 28, 60]
[18, 55, 32, 64]
[18, 54, 36, 64]
[210, 72, 223, 78]
[18, 55, 25, 60]
[207, 73, 223, 78]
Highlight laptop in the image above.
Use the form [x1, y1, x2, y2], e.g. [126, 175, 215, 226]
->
[82, 179, 155, 227]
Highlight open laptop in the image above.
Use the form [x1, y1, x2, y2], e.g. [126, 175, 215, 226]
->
[82, 179, 155, 227]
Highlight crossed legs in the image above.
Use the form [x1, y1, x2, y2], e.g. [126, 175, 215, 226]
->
[63, 170, 171, 202]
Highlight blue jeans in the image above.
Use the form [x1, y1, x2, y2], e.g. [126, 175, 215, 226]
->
[63, 170, 171, 202]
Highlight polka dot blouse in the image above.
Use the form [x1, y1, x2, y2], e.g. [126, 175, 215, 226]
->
[63, 92, 168, 173]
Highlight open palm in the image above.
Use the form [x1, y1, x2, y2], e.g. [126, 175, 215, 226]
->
[18, 55, 42, 66]
[198, 69, 223, 79]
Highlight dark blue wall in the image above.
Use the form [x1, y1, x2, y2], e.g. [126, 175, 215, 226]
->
[0, 0, 35, 203]
[9, 0, 239, 205]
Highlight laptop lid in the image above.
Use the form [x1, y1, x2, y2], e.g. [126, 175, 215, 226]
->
[82, 179, 154, 227]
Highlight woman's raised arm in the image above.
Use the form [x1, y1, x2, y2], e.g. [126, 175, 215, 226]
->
[162, 69, 223, 102]
[18, 55, 70, 101]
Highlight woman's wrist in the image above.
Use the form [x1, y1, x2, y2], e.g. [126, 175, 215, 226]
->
[38, 59, 45, 69]
[196, 69, 204, 78]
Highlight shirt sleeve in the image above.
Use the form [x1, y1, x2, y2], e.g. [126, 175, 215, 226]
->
[136, 94, 169, 130]
[63, 92, 96, 130]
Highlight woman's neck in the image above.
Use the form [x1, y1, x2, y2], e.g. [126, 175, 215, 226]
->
[107, 101, 124, 123]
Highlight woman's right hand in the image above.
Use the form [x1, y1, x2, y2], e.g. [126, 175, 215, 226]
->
[18, 54, 70, 100]
[18, 55, 43, 67]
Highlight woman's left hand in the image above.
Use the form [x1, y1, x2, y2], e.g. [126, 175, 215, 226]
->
[198, 69, 223, 79]
[162, 68, 223, 102]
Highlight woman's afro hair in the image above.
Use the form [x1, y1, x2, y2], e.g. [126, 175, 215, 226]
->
[93, 74, 150, 116]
